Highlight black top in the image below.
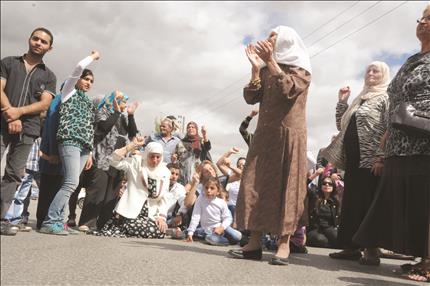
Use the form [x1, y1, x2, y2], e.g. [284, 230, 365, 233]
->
[1, 55, 56, 137]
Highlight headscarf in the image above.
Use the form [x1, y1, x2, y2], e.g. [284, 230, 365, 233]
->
[340, 61, 390, 131]
[183, 121, 201, 155]
[97, 91, 129, 113]
[270, 25, 312, 74]
[141, 142, 166, 198]
[142, 142, 164, 176]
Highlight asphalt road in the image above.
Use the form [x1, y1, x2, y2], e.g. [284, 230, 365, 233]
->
[0, 199, 423, 286]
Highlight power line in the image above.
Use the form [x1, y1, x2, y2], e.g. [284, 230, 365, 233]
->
[186, 3, 369, 116]
[302, 1, 361, 40]
[193, 1, 409, 121]
[306, 1, 382, 49]
[310, 1, 408, 58]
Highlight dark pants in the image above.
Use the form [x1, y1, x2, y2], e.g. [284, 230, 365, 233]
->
[0, 132, 34, 219]
[307, 227, 338, 248]
[36, 173, 63, 229]
[79, 167, 110, 228]
[94, 168, 122, 230]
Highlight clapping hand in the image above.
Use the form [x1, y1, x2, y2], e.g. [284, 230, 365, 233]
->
[245, 44, 263, 71]
[255, 40, 273, 63]
[127, 101, 139, 115]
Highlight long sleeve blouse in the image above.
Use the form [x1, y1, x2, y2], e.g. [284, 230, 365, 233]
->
[187, 195, 232, 236]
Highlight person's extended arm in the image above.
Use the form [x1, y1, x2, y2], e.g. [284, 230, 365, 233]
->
[216, 147, 242, 182]
[183, 173, 200, 208]
[61, 51, 100, 103]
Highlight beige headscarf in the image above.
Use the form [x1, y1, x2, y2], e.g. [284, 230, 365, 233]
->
[271, 25, 312, 74]
[340, 61, 390, 131]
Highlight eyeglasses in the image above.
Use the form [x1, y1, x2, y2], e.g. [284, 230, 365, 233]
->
[417, 16, 430, 24]
[322, 182, 333, 186]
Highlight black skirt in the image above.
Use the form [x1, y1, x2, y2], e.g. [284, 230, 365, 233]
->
[353, 155, 430, 257]
[337, 115, 379, 249]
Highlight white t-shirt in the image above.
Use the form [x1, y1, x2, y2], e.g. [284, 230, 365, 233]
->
[226, 180, 240, 206]
[164, 182, 186, 216]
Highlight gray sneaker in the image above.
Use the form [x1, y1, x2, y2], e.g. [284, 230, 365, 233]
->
[38, 223, 68, 236]
[0, 222, 18, 236]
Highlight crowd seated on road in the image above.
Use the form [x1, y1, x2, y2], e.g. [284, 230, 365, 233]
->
[2, 15, 429, 283]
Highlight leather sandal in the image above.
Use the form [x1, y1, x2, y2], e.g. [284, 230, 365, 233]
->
[228, 248, 262, 260]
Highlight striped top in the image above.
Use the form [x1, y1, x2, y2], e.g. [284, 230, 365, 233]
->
[323, 94, 389, 170]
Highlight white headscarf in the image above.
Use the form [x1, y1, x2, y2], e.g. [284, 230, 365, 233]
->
[340, 61, 390, 131]
[271, 25, 312, 74]
[141, 142, 165, 179]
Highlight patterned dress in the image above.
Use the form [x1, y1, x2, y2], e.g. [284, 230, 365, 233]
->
[353, 51, 430, 257]
[96, 177, 165, 238]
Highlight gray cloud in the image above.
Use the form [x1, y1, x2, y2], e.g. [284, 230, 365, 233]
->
[1, 1, 427, 164]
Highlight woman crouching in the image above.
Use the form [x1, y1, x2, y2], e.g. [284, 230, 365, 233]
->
[97, 140, 170, 238]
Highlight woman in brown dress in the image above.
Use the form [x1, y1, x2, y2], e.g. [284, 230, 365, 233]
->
[228, 25, 312, 265]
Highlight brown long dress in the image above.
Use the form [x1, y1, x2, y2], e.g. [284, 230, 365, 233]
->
[236, 64, 311, 236]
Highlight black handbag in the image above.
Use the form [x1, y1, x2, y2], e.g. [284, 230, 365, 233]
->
[391, 102, 430, 137]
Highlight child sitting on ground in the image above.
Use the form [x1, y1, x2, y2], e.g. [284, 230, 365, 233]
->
[186, 177, 241, 246]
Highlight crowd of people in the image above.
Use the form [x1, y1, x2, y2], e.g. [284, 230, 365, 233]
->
[1, 4, 429, 283]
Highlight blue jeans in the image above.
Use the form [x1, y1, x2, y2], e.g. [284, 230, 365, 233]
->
[193, 226, 242, 246]
[42, 145, 89, 226]
[5, 170, 40, 224]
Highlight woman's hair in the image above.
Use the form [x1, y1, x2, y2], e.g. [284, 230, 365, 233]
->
[81, 69, 94, 79]
[197, 160, 218, 178]
[204, 176, 226, 199]
[317, 175, 338, 199]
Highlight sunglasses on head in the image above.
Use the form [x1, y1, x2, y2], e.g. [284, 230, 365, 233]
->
[322, 181, 333, 186]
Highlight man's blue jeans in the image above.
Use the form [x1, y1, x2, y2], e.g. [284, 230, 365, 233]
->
[5, 170, 40, 224]
[42, 145, 89, 226]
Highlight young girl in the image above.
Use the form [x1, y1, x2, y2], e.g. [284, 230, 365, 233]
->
[186, 177, 242, 246]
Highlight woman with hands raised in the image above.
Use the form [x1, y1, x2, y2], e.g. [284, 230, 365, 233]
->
[231, 26, 312, 265]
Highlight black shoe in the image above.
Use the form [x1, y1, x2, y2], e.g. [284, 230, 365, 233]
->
[228, 248, 262, 260]
[329, 250, 362, 260]
[269, 256, 289, 266]
[0, 222, 18, 236]
[290, 242, 308, 254]
[358, 256, 380, 266]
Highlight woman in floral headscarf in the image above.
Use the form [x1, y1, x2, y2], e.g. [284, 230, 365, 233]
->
[77, 90, 139, 232]
[175, 121, 212, 184]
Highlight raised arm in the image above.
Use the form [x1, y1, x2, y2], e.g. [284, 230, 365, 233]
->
[216, 147, 242, 182]
[61, 51, 100, 103]
[335, 86, 351, 131]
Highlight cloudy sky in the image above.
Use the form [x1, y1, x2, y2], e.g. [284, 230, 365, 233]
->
[1, 1, 427, 165]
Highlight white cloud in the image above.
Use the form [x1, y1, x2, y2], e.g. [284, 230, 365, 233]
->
[1, 1, 427, 164]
